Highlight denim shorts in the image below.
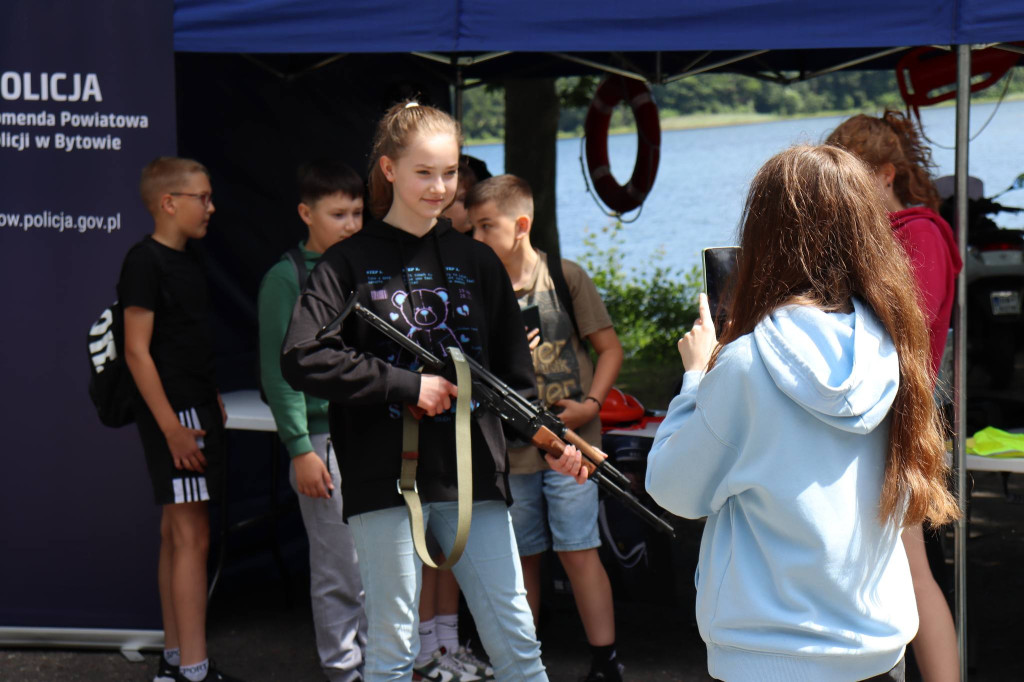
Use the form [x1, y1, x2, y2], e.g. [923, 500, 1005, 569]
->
[508, 469, 601, 555]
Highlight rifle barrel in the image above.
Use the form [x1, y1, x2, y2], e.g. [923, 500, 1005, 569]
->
[591, 468, 676, 536]
[353, 303, 445, 370]
[351, 300, 673, 536]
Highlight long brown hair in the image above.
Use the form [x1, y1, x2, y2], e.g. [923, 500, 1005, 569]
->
[714, 145, 958, 527]
[367, 101, 463, 218]
[826, 110, 940, 211]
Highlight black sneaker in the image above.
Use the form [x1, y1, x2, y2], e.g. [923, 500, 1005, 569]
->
[154, 655, 179, 682]
[175, 660, 245, 682]
[580, 660, 624, 682]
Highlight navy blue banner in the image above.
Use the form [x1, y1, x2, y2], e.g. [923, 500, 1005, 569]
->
[0, 1, 176, 630]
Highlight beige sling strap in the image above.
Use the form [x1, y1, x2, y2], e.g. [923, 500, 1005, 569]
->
[398, 347, 473, 570]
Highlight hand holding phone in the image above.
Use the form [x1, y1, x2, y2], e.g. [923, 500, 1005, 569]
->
[678, 293, 719, 371]
[702, 246, 740, 330]
[521, 303, 542, 346]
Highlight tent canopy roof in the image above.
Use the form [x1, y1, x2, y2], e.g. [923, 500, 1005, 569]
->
[174, 0, 1024, 55]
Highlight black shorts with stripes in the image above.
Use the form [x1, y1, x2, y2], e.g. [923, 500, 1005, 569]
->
[135, 400, 225, 505]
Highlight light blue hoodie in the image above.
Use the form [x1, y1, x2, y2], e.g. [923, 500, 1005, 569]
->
[646, 300, 916, 682]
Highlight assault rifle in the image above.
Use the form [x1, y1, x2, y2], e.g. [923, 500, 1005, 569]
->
[317, 298, 675, 536]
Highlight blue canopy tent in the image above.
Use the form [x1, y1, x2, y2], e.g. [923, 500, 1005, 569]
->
[172, 3, 1024, 680]
[4, 2, 1022, 678]
[173, 0, 1022, 52]
[172, 1, 1024, 103]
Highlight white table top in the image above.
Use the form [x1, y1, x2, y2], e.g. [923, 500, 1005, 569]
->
[608, 420, 1024, 474]
[223, 389, 1024, 474]
[964, 453, 1024, 474]
[222, 389, 277, 432]
[606, 422, 662, 439]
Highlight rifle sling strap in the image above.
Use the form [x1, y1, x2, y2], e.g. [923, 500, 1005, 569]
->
[398, 347, 473, 570]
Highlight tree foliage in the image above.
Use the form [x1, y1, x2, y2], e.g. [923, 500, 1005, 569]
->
[461, 83, 506, 140]
[578, 223, 704, 406]
[580, 224, 702, 365]
[462, 68, 1024, 141]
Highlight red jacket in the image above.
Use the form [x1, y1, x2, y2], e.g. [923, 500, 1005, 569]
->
[889, 207, 963, 375]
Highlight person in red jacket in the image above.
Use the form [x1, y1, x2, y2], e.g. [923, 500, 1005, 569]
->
[828, 113, 963, 376]
[829, 111, 963, 682]
[891, 204, 963, 375]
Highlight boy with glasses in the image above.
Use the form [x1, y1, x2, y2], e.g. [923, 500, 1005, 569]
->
[120, 157, 242, 682]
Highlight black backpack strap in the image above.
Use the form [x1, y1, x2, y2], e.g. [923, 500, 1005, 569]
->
[547, 254, 585, 346]
[257, 247, 309, 405]
[284, 247, 309, 291]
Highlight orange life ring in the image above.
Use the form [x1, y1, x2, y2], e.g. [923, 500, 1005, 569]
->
[584, 76, 661, 214]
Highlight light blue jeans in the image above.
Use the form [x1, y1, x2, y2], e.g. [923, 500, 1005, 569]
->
[349, 500, 548, 682]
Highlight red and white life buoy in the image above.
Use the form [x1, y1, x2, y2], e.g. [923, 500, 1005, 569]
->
[584, 76, 661, 214]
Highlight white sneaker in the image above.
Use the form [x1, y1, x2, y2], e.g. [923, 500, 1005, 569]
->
[414, 648, 481, 682]
[451, 644, 495, 680]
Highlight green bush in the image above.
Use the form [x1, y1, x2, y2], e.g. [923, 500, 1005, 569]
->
[577, 223, 704, 405]
[579, 223, 702, 408]
[580, 223, 702, 365]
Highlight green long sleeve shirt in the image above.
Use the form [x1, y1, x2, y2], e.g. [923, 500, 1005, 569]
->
[257, 243, 330, 457]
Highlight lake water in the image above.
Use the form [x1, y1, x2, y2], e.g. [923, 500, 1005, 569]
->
[468, 99, 1024, 276]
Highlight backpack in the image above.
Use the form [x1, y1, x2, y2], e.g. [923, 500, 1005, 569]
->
[595, 432, 675, 603]
[88, 238, 162, 428]
[258, 247, 308, 403]
[87, 300, 136, 427]
[282, 246, 309, 291]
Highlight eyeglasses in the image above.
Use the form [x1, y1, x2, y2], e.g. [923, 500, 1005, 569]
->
[170, 192, 213, 207]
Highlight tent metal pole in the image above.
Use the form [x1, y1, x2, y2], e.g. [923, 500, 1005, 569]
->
[454, 63, 464, 124]
[412, 51, 511, 67]
[239, 53, 347, 81]
[680, 51, 712, 75]
[993, 42, 1024, 56]
[953, 41, 971, 682]
[546, 53, 647, 81]
[662, 49, 770, 83]
[795, 46, 910, 81]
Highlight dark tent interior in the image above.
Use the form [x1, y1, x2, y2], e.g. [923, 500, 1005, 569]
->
[175, 53, 453, 390]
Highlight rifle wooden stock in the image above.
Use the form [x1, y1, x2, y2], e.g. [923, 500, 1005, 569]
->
[530, 427, 675, 537]
[533, 426, 625, 482]
[563, 428, 611, 468]
[531, 426, 597, 475]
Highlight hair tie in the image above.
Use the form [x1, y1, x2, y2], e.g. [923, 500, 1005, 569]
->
[404, 101, 420, 109]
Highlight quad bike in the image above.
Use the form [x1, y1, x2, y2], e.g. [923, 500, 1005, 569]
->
[938, 173, 1024, 389]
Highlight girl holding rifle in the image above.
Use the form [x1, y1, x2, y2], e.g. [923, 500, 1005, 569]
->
[282, 101, 549, 682]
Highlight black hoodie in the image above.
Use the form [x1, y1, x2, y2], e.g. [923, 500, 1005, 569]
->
[281, 217, 536, 519]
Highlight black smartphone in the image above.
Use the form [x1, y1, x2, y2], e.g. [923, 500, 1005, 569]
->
[702, 246, 740, 329]
[521, 303, 542, 345]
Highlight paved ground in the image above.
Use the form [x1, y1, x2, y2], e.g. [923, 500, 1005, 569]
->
[2, 467, 1023, 681]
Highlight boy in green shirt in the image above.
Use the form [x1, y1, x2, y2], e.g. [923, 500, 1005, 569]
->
[257, 159, 366, 682]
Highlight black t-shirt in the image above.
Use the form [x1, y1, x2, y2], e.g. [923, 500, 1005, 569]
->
[118, 236, 217, 409]
[281, 218, 538, 519]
